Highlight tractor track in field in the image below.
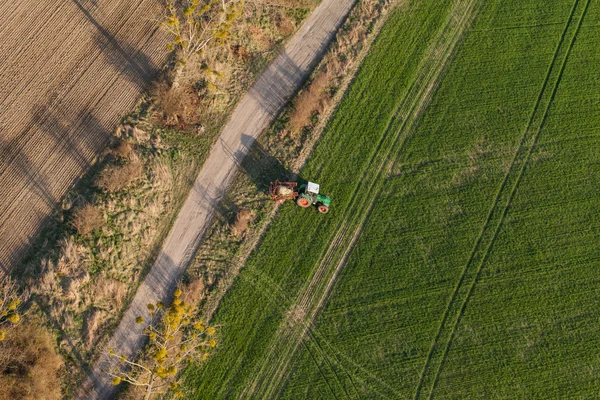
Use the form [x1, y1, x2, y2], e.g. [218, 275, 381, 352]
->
[240, 1, 482, 397]
[0, 0, 169, 277]
[413, 0, 590, 398]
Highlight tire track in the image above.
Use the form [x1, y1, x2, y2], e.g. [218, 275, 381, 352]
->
[240, 1, 481, 397]
[241, 250, 401, 400]
[413, 1, 590, 398]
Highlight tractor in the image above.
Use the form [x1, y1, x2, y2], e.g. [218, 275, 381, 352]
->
[270, 180, 331, 214]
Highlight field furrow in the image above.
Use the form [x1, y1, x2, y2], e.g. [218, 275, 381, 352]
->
[0, 0, 168, 275]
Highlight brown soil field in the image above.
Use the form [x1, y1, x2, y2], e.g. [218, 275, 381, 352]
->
[0, 0, 168, 277]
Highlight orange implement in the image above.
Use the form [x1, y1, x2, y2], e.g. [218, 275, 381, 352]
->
[269, 180, 299, 201]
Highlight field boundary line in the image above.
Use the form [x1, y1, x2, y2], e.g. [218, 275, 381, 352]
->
[414, 1, 590, 398]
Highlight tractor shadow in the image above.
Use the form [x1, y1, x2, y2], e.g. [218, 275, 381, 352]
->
[214, 133, 304, 224]
[237, 133, 297, 192]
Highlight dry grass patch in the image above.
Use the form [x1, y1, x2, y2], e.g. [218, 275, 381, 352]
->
[71, 204, 104, 236]
[232, 208, 255, 237]
[248, 25, 274, 51]
[0, 323, 62, 400]
[266, 0, 320, 7]
[92, 277, 126, 311]
[83, 310, 109, 351]
[181, 278, 207, 307]
[151, 79, 202, 129]
[275, 13, 296, 35]
[110, 140, 133, 159]
[289, 70, 331, 135]
[95, 160, 143, 193]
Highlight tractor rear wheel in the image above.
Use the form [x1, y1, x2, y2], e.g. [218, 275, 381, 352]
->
[318, 205, 329, 214]
[297, 197, 311, 208]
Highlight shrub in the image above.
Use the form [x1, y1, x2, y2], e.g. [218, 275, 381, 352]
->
[70, 204, 104, 236]
[110, 140, 133, 159]
[151, 80, 201, 128]
[95, 161, 143, 193]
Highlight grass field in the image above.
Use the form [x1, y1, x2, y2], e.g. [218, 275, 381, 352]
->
[183, 0, 600, 398]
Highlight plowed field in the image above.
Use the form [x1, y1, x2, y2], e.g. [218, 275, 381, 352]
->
[0, 0, 168, 276]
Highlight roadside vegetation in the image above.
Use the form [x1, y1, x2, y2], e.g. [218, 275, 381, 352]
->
[182, 0, 600, 398]
[108, 288, 217, 399]
[8, 0, 321, 395]
[0, 280, 62, 399]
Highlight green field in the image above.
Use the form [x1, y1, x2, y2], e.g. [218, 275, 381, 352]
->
[183, 0, 600, 398]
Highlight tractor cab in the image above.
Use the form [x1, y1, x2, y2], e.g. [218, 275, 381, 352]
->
[297, 181, 331, 213]
[306, 182, 320, 196]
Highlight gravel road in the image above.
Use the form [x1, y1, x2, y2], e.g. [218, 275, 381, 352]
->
[0, 0, 169, 277]
[78, 0, 357, 398]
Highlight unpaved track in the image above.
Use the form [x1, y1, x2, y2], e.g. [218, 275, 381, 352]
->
[0, 0, 169, 277]
[79, 0, 357, 398]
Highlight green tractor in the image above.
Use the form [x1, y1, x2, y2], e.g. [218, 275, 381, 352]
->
[296, 182, 330, 214]
[270, 180, 331, 214]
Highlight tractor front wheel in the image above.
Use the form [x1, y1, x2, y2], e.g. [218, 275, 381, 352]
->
[297, 197, 311, 208]
[318, 205, 329, 214]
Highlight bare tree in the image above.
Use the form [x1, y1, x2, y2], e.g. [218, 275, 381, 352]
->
[106, 288, 217, 399]
[159, 0, 245, 75]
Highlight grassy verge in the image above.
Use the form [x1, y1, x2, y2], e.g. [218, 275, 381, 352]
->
[183, 0, 600, 398]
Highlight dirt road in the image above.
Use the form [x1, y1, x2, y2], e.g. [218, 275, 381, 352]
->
[79, 0, 357, 397]
[0, 0, 169, 277]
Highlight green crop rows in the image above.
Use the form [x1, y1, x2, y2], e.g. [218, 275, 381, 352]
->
[183, 0, 600, 398]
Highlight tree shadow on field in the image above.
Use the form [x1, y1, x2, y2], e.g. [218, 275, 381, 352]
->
[72, 0, 159, 89]
[1, 0, 162, 280]
[0, 104, 114, 396]
[0, 104, 108, 281]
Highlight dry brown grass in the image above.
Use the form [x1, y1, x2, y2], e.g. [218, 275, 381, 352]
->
[248, 25, 273, 51]
[110, 140, 133, 159]
[263, 0, 319, 7]
[95, 160, 143, 193]
[289, 70, 331, 135]
[232, 209, 254, 237]
[231, 44, 252, 62]
[71, 204, 104, 236]
[92, 277, 126, 311]
[181, 278, 206, 307]
[151, 79, 202, 129]
[0, 323, 62, 400]
[275, 13, 296, 36]
[83, 310, 108, 350]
